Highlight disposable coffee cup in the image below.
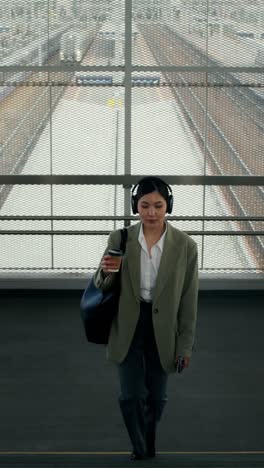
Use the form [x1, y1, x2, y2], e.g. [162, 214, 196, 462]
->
[107, 249, 123, 272]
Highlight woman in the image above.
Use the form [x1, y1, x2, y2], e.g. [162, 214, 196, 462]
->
[93, 176, 198, 460]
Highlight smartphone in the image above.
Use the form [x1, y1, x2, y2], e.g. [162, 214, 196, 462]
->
[176, 357, 185, 373]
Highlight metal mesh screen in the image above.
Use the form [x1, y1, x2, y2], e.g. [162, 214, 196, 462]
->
[0, 0, 263, 277]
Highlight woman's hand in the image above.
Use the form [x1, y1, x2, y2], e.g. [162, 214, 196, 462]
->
[175, 356, 190, 370]
[101, 255, 123, 274]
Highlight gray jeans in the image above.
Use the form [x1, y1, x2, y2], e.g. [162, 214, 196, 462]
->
[117, 301, 168, 455]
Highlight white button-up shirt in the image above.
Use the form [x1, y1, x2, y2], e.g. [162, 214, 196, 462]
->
[138, 221, 168, 303]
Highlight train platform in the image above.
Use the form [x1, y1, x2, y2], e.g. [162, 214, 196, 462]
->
[0, 76, 258, 272]
[0, 289, 263, 467]
[169, 22, 259, 67]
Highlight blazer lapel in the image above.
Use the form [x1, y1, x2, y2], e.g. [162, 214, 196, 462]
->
[126, 223, 141, 301]
[153, 223, 176, 304]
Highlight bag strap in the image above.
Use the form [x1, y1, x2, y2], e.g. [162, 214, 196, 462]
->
[119, 227, 128, 254]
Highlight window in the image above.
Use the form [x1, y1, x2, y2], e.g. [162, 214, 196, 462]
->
[0, 0, 263, 279]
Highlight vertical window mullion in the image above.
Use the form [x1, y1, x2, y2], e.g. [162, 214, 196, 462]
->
[124, 0, 132, 227]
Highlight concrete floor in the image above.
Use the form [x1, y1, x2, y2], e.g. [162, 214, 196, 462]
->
[0, 289, 263, 467]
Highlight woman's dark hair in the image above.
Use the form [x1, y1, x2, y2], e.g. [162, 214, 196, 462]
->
[136, 177, 168, 204]
[131, 177, 173, 214]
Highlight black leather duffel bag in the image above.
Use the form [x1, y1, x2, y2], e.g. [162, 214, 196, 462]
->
[80, 228, 128, 344]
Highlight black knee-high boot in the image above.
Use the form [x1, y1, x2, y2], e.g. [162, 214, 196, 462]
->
[145, 399, 167, 457]
[118, 397, 147, 456]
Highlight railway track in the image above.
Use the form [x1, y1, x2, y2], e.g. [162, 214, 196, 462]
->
[137, 22, 263, 268]
[0, 56, 68, 206]
[0, 27, 99, 207]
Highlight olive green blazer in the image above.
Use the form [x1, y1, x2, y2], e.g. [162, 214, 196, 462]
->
[93, 221, 198, 374]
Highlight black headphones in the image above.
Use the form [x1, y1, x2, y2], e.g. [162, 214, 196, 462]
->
[131, 176, 173, 214]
